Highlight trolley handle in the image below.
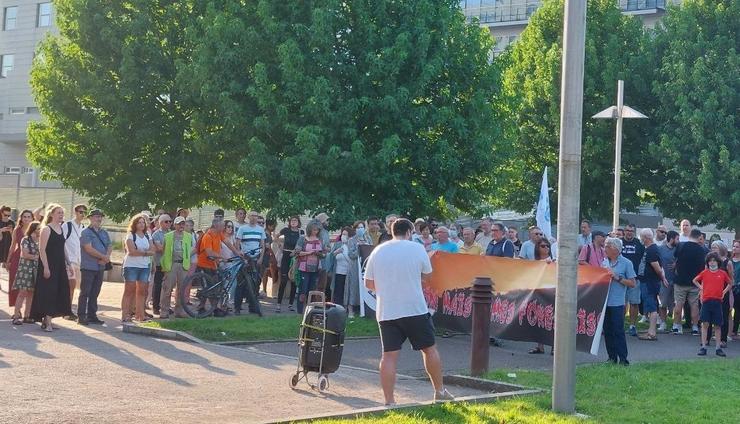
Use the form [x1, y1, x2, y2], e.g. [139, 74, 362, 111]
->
[307, 290, 326, 306]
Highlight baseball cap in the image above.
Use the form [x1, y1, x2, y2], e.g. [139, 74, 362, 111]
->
[173, 217, 186, 225]
[87, 209, 105, 218]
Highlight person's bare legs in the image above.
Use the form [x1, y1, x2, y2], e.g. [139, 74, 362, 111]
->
[121, 281, 136, 321]
[629, 304, 639, 327]
[13, 291, 25, 318]
[690, 302, 700, 326]
[673, 303, 684, 329]
[700, 322, 709, 347]
[648, 311, 657, 337]
[420, 345, 444, 394]
[135, 281, 148, 321]
[379, 350, 400, 405]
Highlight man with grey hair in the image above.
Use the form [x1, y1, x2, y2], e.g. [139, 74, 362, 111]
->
[151, 214, 172, 316]
[475, 217, 494, 250]
[379, 214, 398, 245]
[637, 228, 667, 340]
[602, 237, 636, 365]
[519, 226, 543, 260]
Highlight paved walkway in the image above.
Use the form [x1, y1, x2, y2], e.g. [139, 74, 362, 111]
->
[0, 276, 486, 424]
[1, 273, 735, 423]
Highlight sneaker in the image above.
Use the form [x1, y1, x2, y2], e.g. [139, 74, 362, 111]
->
[672, 325, 683, 335]
[629, 326, 637, 337]
[77, 317, 89, 326]
[88, 317, 104, 325]
[639, 315, 648, 324]
[434, 388, 455, 402]
[715, 348, 726, 357]
[288, 304, 295, 312]
[657, 317, 664, 326]
[697, 347, 707, 356]
[275, 305, 282, 313]
[657, 323, 666, 333]
[259, 290, 266, 299]
[692, 327, 700, 336]
[64, 313, 78, 321]
[620, 359, 630, 366]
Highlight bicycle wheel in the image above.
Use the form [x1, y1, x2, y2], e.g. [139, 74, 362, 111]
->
[240, 267, 263, 317]
[180, 272, 218, 318]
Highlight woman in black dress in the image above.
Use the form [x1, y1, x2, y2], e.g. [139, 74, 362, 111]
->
[30, 204, 72, 331]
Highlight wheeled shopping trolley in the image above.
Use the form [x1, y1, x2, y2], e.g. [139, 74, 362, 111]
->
[289, 291, 347, 393]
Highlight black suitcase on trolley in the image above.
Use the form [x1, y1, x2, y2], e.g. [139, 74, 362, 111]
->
[299, 302, 347, 374]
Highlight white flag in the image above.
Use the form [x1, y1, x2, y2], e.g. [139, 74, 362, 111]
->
[535, 167, 552, 240]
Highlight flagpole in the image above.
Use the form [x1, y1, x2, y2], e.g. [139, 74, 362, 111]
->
[552, 0, 587, 414]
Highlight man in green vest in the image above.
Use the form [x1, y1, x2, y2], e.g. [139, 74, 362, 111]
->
[160, 216, 194, 318]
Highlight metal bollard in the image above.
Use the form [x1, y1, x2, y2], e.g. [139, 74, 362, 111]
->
[470, 276, 494, 377]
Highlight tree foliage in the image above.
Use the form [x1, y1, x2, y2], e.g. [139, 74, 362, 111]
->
[184, 0, 501, 224]
[493, 0, 655, 221]
[650, 0, 740, 234]
[27, 0, 236, 221]
[28, 0, 501, 224]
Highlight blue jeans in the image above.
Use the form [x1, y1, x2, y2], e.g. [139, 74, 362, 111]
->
[297, 271, 318, 314]
[604, 305, 628, 362]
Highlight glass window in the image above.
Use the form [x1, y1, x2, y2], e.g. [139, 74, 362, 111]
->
[9, 107, 25, 115]
[37, 2, 52, 27]
[1, 54, 13, 77]
[3, 6, 17, 30]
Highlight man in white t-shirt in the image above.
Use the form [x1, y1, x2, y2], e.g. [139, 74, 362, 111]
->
[62, 204, 87, 319]
[364, 218, 453, 406]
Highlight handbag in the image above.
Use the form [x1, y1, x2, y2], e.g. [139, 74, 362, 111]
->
[90, 227, 113, 271]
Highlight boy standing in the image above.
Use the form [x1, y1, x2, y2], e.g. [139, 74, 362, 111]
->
[693, 252, 732, 357]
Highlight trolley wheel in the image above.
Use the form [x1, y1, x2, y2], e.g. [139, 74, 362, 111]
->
[318, 374, 329, 393]
[289, 373, 300, 389]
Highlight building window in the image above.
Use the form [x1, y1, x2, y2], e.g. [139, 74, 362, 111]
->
[22, 167, 34, 174]
[4, 167, 22, 175]
[3, 6, 17, 30]
[9, 107, 25, 115]
[27, 107, 39, 114]
[0, 54, 13, 77]
[37, 2, 52, 27]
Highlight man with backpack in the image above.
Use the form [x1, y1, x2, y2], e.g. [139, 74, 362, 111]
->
[62, 204, 87, 320]
[578, 231, 607, 267]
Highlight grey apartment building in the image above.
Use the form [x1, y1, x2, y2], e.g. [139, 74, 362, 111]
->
[1, 1, 675, 188]
[0, 0, 54, 187]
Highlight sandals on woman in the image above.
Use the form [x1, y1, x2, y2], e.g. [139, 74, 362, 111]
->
[528, 346, 545, 354]
[11, 315, 23, 325]
[22, 317, 34, 324]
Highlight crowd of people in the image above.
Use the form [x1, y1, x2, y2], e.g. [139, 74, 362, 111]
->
[2, 204, 739, 362]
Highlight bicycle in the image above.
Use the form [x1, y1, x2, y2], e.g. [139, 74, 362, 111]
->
[179, 253, 263, 318]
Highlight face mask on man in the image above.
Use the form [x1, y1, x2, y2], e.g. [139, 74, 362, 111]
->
[341, 235, 348, 243]
[356, 227, 366, 237]
[708, 263, 719, 271]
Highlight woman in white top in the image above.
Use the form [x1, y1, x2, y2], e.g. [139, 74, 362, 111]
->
[122, 214, 155, 322]
[330, 227, 354, 305]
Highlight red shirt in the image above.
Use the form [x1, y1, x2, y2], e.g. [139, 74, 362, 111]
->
[695, 269, 731, 301]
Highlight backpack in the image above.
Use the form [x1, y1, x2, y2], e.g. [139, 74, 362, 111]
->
[64, 221, 73, 241]
[585, 244, 592, 264]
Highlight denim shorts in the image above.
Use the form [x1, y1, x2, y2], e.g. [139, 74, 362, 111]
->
[123, 266, 150, 282]
[625, 280, 641, 305]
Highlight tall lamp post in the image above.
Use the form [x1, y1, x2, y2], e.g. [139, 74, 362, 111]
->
[552, 0, 587, 414]
[592, 80, 648, 232]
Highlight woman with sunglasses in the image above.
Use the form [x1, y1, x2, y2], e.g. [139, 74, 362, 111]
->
[7, 209, 33, 307]
[529, 238, 555, 354]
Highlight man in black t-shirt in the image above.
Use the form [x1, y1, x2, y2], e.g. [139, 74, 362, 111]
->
[637, 229, 667, 340]
[672, 229, 706, 335]
[0, 205, 15, 269]
[621, 224, 645, 336]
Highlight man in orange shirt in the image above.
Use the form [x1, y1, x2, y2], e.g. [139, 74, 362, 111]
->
[197, 219, 242, 274]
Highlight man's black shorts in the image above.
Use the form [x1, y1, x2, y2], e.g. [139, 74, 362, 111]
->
[379, 313, 436, 352]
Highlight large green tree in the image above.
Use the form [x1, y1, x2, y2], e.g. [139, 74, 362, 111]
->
[184, 0, 501, 224]
[650, 0, 740, 236]
[493, 0, 656, 221]
[28, 0, 241, 220]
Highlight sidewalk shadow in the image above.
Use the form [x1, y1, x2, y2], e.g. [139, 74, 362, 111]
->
[46, 325, 194, 387]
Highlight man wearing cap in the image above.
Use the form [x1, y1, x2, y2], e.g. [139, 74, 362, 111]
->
[151, 214, 172, 315]
[160, 216, 194, 318]
[77, 210, 112, 325]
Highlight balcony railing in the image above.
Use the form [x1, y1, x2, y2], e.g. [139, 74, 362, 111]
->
[462, 0, 667, 25]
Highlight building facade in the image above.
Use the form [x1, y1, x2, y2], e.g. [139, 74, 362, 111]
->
[0, 0, 55, 187]
[460, 0, 676, 54]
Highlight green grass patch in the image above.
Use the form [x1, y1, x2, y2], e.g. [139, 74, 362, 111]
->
[311, 358, 740, 423]
[142, 314, 379, 342]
